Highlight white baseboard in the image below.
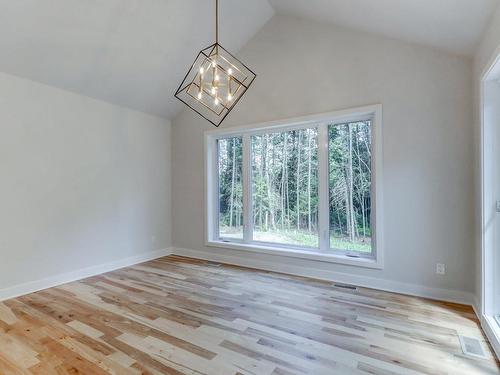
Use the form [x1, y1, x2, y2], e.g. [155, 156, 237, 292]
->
[0, 248, 172, 302]
[481, 315, 500, 359]
[0, 244, 474, 310]
[171, 247, 474, 306]
[472, 295, 481, 319]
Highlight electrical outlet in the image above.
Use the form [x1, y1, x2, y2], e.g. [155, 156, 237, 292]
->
[436, 263, 445, 275]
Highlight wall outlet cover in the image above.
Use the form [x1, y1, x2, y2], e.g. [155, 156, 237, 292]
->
[436, 263, 445, 275]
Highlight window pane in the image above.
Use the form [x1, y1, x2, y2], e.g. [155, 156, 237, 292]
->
[252, 128, 319, 247]
[329, 121, 372, 253]
[218, 137, 243, 240]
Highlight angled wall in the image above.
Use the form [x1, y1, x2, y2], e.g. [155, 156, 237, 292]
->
[0, 72, 172, 299]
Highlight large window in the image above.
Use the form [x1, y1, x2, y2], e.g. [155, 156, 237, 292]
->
[206, 105, 383, 268]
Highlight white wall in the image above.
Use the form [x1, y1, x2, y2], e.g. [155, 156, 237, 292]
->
[171, 15, 474, 300]
[474, 4, 500, 312]
[0, 72, 171, 297]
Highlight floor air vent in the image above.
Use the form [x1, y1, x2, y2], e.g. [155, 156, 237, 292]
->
[458, 335, 487, 359]
[333, 283, 358, 291]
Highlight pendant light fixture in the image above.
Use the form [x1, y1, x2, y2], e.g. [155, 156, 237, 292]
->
[174, 0, 256, 127]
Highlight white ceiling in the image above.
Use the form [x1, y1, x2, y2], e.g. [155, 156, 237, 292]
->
[0, 0, 274, 119]
[270, 0, 499, 57]
[0, 0, 497, 119]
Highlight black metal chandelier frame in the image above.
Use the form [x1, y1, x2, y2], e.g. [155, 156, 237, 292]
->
[174, 0, 256, 127]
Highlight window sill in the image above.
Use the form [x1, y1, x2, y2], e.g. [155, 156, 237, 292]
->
[206, 240, 383, 269]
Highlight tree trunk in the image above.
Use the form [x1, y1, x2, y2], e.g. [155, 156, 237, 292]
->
[347, 124, 355, 241]
[344, 177, 351, 240]
[296, 131, 302, 231]
[265, 134, 275, 230]
[354, 126, 367, 238]
[229, 138, 236, 228]
[281, 133, 286, 231]
[285, 138, 290, 231]
[259, 137, 265, 229]
[307, 130, 312, 232]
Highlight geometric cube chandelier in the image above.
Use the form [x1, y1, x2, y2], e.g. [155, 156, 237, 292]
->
[174, 0, 256, 127]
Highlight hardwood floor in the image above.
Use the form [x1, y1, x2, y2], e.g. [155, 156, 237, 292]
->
[0, 255, 498, 375]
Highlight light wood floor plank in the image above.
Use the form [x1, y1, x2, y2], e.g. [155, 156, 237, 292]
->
[0, 255, 497, 374]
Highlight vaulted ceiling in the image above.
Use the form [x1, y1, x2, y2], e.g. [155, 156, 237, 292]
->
[270, 0, 499, 56]
[0, 0, 274, 119]
[0, 0, 497, 120]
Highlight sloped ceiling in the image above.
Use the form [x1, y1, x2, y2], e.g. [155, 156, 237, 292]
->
[270, 0, 499, 57]
[0, 0, 274, 119]
[0, 0, 497, 119]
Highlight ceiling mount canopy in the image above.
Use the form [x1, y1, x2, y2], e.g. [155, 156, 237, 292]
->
[174, 0, 256, 127]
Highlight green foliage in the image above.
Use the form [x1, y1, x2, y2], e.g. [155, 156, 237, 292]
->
[217, 121, 372, 252]
[218, 137, 243, 237]
[251, 129, 319, 235]
[330, 236, 371, 253]
[220, 227, 371, 253]
[329, 122, 372, 250]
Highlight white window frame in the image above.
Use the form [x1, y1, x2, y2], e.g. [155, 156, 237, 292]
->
[205, 104, 384, 269]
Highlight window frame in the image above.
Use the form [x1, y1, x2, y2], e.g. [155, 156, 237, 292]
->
[205, 104, 384, 269]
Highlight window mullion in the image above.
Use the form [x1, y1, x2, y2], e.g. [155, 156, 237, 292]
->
[206, 137, 216, 242]
[318, 123, 329, 252]
[242, 134, 253, 243]
[213, 138, 220, 241]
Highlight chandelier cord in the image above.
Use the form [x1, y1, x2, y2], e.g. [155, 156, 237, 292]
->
[215, 0, 219, 45]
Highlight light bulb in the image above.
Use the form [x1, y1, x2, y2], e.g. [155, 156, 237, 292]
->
[214, 97, 219, 105]
[197, 92, 202, 100]
[227, 93, 233, 101]
[228, 68, 233, 75]
[199, 67, 204, 75]
[211, 87, 216, 95]
[215, 74, 220, 81]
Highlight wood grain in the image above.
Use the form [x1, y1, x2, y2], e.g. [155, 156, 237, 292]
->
[0, 255, 498, 374]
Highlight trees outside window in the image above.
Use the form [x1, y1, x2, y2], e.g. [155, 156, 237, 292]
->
[329, 121, 372, 253]
[209, 106, 381, 265]
[218, 137, 243, 240]
[251, 128, 319, 247]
